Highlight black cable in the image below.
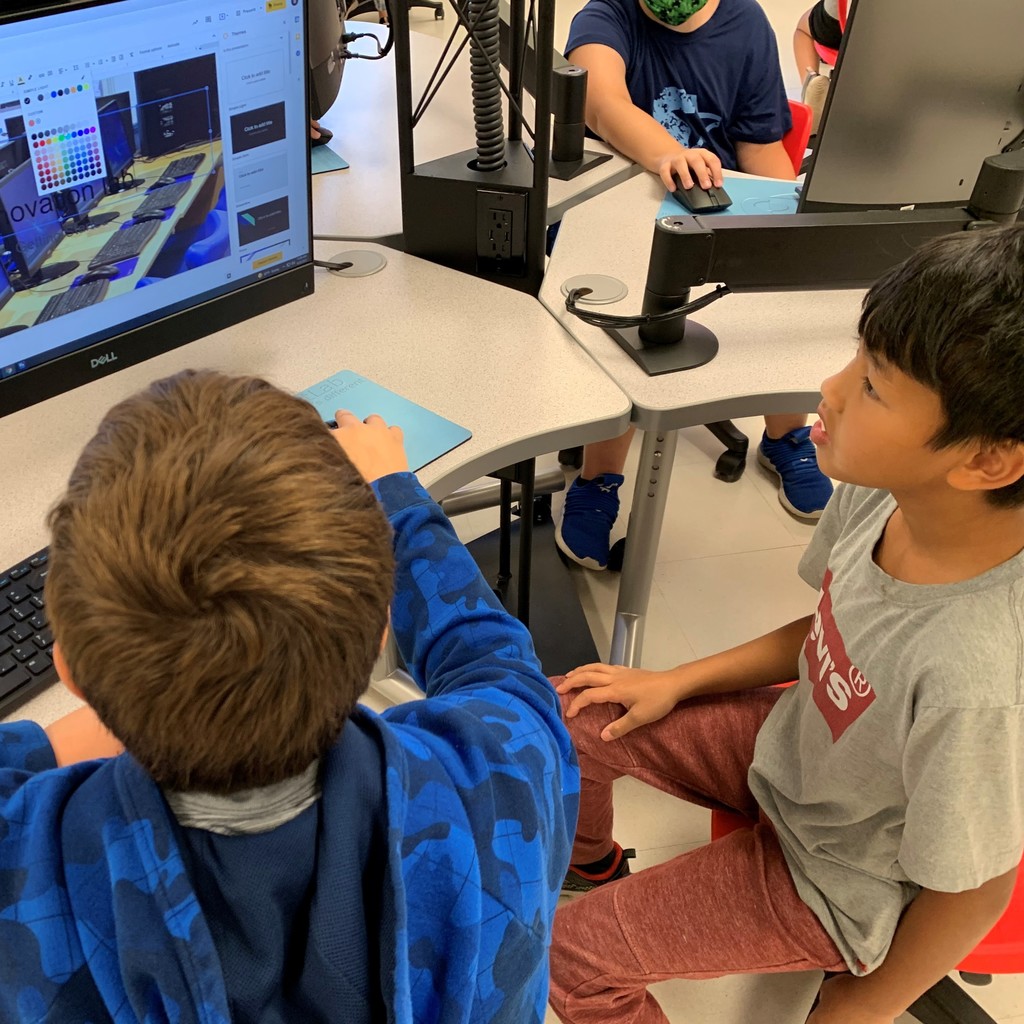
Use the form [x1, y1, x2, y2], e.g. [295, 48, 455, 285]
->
[341, 28, 391, 59]
[565, 284, 732, 328]
[314, 258, 354, 271]
[378, 0, 394, 56]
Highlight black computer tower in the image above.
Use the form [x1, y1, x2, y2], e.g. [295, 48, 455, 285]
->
[135, 55, 221, 159]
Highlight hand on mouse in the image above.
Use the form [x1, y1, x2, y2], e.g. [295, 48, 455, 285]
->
[657, 147, 723, 192]
[329, 411, 409, 483]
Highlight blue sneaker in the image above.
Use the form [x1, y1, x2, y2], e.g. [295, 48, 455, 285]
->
[555, 473, 624, 570]
[757, 428, 833, 520]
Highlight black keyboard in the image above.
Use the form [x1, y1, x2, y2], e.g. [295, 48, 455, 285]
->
[34, 279, 110, 324]
[88, 220, 160, 270]
[163, 153, 205, 179]
[0, 548, 55, 716]
[133, 181, 190, 217]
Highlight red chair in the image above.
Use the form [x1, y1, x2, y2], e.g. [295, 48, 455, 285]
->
[783, 100, 813, 176]
[812, 0, 849, 68]
[710, 808, 1024, 1023]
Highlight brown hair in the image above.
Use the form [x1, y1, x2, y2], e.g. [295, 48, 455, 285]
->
[46, 370, 394, 793]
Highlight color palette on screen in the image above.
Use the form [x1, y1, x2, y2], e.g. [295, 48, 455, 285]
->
[21, 82, 104, 196]
[29, 122, 104, 194]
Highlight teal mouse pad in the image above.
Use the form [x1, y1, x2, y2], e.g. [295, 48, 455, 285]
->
[310, 145, 349, 174]
[658, 176, 800, 219]
[297, 370, 472, 472]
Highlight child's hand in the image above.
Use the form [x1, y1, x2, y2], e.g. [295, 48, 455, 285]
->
[657, 147, 724, 192]
[556, 664, 683, 741]
[330, 411, 409, 482]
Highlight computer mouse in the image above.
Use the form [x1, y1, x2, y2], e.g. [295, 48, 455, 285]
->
[153, 176, 178, 188]
[80, 265, 120, 282]
[132, 211, 167, 223]
[671, 177, 733, 213]
[310, 123, 333, 147]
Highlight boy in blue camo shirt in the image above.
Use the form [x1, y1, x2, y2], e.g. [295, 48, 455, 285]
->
[0, 370, 578, 1024]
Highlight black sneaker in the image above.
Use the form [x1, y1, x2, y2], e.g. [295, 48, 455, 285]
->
[561, 844, 636, 895]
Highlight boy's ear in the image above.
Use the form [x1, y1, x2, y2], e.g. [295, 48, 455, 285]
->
[52, 643, 86, 703]
[948, 442, 1024, 495]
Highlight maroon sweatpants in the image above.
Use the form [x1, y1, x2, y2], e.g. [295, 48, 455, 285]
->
[549, 687, 848, 1024]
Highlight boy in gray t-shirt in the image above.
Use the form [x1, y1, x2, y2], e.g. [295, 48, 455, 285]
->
[549, 224, 1024, 1024]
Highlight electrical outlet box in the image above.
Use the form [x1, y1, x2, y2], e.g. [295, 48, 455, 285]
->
[476, 189, 528, 275]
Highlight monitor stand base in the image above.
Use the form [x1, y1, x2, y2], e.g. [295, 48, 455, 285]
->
[549, 149, 613, 181]
[18, 261, 81, 290]
[607, 319, 719, 376]
[64, 211, 120, 234]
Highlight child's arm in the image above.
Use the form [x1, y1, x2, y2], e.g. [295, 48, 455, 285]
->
[809, 868, 1018, 1023]
[568, 42, 724, 192]
[735, 139, 796, 181]
[330, 412, 550, 700]
[558, 614, 812, 740]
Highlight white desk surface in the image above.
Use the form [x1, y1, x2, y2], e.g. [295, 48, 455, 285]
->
[312, 23, 638, 239]
[541, 172, 866, 431]
[2, 241, 630, 725]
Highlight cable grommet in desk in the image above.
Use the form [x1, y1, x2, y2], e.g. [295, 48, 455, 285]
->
[327, 250, 388, 277]
[560, 274, 627, 304]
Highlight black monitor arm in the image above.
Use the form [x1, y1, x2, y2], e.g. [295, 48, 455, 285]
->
[569, 149, 1024, 376]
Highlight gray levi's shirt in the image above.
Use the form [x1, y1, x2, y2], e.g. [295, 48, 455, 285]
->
[748, 484, 1024, 974]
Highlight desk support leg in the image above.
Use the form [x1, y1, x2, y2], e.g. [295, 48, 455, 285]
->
[516, 458, 536, 626]
[498, 478, 513, 599]
[609, 428, 677, 668]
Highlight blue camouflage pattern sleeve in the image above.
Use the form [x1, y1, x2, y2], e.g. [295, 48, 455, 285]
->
[372, 473, 552, 705]
[0, 721, 57, 778]
[371, 472, 579, 1024]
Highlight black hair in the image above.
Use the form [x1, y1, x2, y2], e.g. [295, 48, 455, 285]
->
[859, 224, 1024, 507]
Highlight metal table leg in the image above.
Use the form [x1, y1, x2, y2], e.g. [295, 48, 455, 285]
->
[609, 427, 678, 667]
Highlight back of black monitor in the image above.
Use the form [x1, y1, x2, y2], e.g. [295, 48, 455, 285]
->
[308, 0, 345, 120]
[800, 0, 1024, 212]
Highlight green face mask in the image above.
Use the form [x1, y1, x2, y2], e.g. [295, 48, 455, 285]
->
[641, 0, 710, 27]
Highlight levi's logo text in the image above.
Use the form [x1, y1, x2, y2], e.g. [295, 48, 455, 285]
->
[805, 569, 874, 741]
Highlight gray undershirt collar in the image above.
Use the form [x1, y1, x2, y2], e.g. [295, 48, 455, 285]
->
[164, 760, 321, 836]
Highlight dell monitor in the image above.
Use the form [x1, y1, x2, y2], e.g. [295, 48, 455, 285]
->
[0, 0, 313, 413]
[799, 0, 1024, 212]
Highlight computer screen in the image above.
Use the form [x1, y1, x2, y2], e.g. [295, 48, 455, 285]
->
[97, 97, 134, 182]
[0, 159, 66, 282]
[799, 0, 1024, 211]
[0, 0, 313, 411]
[1, 115, 30, 169]
[0, 261, 12, 314]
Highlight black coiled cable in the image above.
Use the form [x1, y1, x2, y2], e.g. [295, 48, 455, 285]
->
[468, 0, 505, 171]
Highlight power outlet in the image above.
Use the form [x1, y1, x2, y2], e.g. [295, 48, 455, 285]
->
[476, 189, 528, 274]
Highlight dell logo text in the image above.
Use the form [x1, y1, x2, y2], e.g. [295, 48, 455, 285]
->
[91, 352, 118, 369]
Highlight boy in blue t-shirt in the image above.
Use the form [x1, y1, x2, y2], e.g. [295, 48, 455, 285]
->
[555, 0, 834, 570]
